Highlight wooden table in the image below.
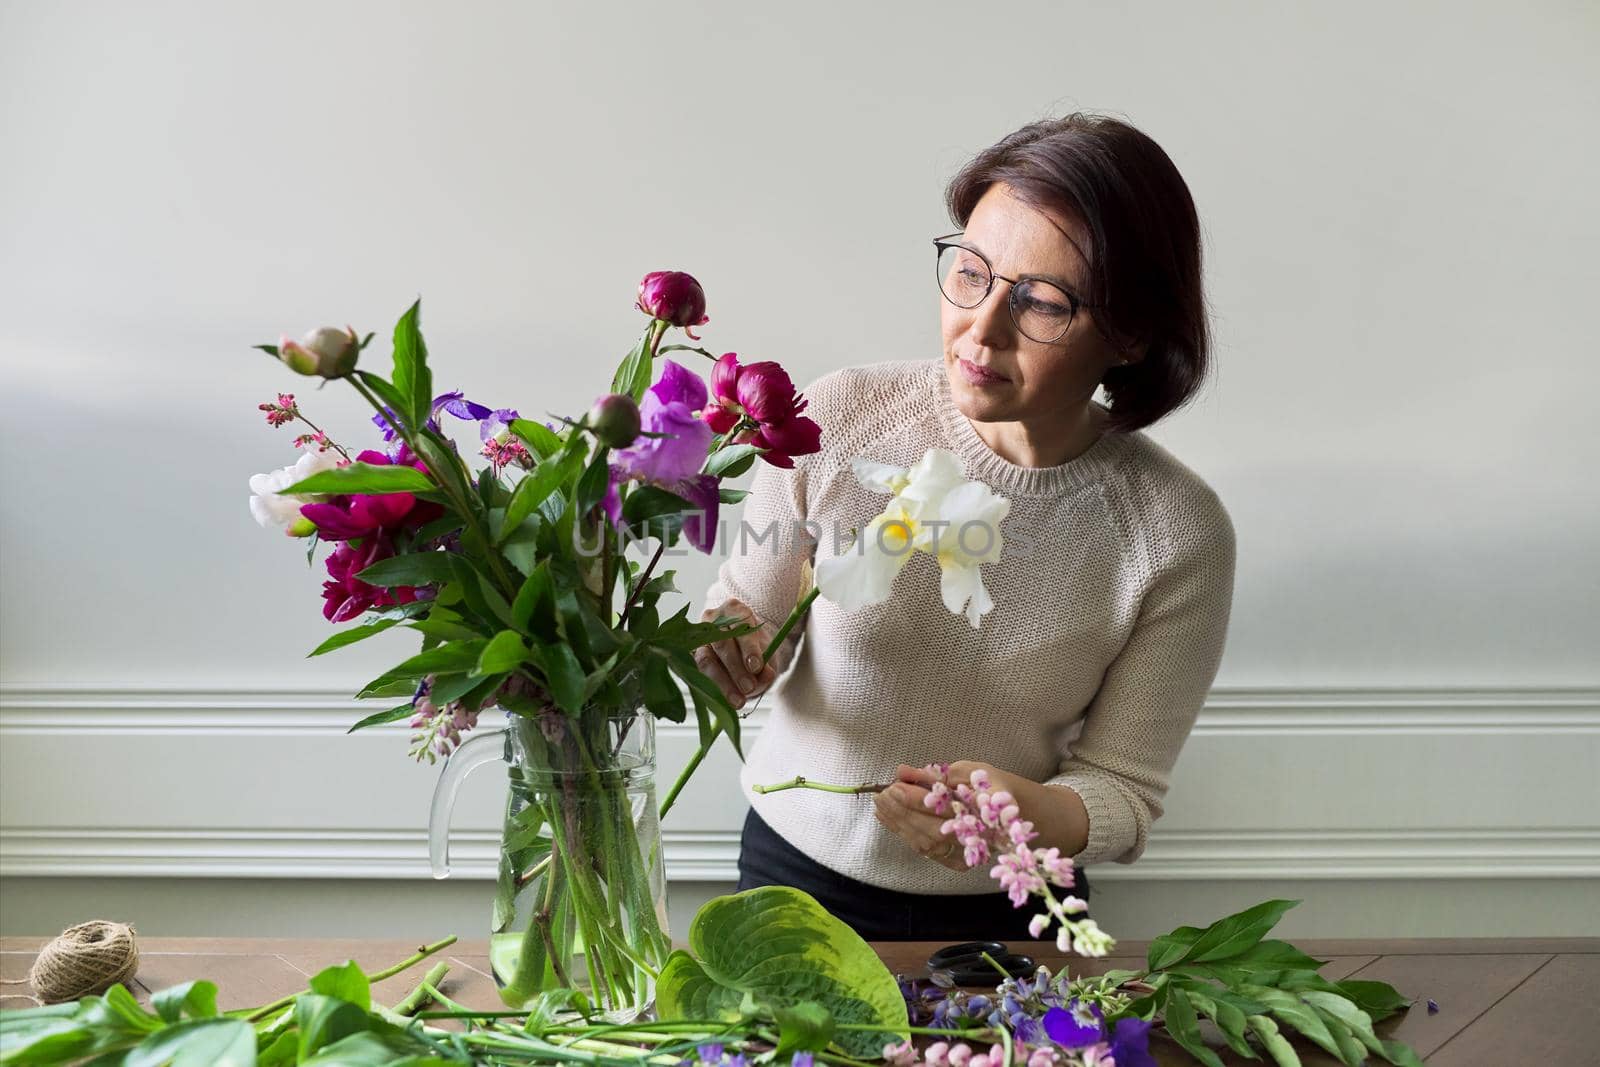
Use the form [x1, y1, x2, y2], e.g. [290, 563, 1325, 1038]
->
[3, 937, 1596, 1064]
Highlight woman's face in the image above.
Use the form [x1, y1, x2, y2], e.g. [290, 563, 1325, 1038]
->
[940, 182, 1135, 426]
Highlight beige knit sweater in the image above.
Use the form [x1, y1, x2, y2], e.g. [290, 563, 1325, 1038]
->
[703, 358, 1236, 893]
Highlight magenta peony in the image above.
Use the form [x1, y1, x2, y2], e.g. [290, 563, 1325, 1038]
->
[701, 352, 822, 468]
[635, 270, 709, 338]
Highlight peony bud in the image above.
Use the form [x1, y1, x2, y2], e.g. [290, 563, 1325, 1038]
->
[587, 393, 642, 448]
[279, 325, 360, 379]
[635, 270, 709, 336]
[286, 516, 317, 538]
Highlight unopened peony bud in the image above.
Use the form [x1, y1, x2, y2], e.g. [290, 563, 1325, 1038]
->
[279, 325, 360, 379]
[286, 516, 317, 538]
[587, 393, 642, 448]
[635, 270, 709, 336]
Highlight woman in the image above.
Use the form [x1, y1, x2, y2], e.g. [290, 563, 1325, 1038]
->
[694, 113, 1237, 942]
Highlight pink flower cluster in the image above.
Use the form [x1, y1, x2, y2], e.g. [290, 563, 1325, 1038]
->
[883, 1037, 1092, 1067]
[407, 675, 481, 762]
[260, 393, 299, 428]
[922, 764, 1112, 957]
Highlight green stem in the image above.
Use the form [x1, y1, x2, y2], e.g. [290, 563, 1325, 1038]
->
[658, 588, 818, 820]
[389, 962, 450, 1016]
[750, 776, 888, 795]
[242, 936, 456, 1023]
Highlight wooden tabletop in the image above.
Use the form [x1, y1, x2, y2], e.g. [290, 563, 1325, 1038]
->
[3, 937, 1596, 1065]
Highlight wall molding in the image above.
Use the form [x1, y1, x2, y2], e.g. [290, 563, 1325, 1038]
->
[4, 683, 1597, 735]
[3, 683, 1597, 883]
[3, 827, 1595, 882]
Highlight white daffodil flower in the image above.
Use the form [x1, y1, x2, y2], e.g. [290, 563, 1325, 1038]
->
[815, 447, 1010, 627]
[248, 445, 342, 529]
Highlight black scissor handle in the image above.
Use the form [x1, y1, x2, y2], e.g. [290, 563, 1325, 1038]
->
[926, 942, 1035, 984]
[927, 941, 1006, 970]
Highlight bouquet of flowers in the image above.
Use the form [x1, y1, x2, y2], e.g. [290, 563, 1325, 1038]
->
[246, 271, 821, 1021]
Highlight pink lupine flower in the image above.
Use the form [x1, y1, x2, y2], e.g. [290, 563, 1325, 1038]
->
[700, 352, 822, 468]
[636, 270, 709, 338]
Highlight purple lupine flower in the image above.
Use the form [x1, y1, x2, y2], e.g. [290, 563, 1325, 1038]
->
[790, 1054, 814, 1067]
[1108, 1016, 1156, 1067]
[696, 1044, 724, 1064]
[1041, 1001, 1103, 1049]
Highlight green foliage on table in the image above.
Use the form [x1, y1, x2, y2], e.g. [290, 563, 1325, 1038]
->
[1110, 899, 1424, 1067]
[656, 886, 911, 1059]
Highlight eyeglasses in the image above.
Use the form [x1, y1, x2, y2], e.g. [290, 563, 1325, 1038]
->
[933, 232, 1094, 345]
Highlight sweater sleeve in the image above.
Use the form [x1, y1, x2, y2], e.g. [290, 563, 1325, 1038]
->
[702, 450, 815, 633]
[1044, 487, 1237, 867]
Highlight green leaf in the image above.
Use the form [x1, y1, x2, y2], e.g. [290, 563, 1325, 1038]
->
[1302, 991, 1383, 1056]
[1147, 923, 1208, 971]
[670, 650, 742, 757]
[652, 603, 752, 653]
[1378, 1038, 1426, 1067]
[611, 323, 657, 401]
[1183, 986, 1257, 1060]
[512, 562, 558, 640]
[774, 1001, 836, 1056]
[283, 463, 435, 496]
[477, 630, 528, 675]
[641, 652, 687, 723]
[354, 552, 457, 588]
[1246, 1015, 1301, 1067]
[447, 555, 517, 629]
[1311, 1008, 1368, 1066]
[294, 993, 371, 1060]
[1170, 899, 1301, 967]
[622, 484, 693, 542]
[355, 371, 409, 436]
[1162, 987, 1227, 1067]
[703, 443, 763, 478]
[308, 959, 372, 1011]
[347, 702, 414, 733]
[1229, 939, 1329, 971]
[391, 298, 433, 431]
[575, 447, 612, 516]
[655, 886, 909, 1058]
[122, 1018, 255, 1067]
[407, 614, 482, 643]
[1239, 986, 1343, 1062]
[307, 619, 401, 657]
[1334, 979, 1411, 1023]
[530, 643, 585, 713]
[151, 980, 218, 1023]
[718, 487, 750, 504]
[356, 639, 486, 697]
[508, 418, 562, 460]
[502, 451, 579, 541]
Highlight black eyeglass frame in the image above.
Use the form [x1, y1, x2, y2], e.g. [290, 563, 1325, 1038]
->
[933, 231, 1108, 346]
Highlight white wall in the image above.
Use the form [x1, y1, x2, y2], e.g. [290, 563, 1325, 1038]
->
[2, 1, 1597, 940]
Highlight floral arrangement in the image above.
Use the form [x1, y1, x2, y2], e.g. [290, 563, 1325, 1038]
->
[243, 272, 822, 1019]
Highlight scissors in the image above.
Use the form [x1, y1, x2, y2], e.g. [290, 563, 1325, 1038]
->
[925, 941, 1035, 985]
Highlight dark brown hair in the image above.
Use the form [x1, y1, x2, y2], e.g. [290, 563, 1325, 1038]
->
[945, 113, 1210, 434]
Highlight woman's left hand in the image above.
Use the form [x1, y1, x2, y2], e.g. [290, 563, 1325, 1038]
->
[873, 760, 1034, 872]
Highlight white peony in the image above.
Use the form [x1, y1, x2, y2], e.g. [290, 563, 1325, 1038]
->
[248, 446, 342, 529]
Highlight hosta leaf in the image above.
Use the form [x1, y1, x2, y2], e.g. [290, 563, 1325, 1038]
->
[655, 886, 909, 1058]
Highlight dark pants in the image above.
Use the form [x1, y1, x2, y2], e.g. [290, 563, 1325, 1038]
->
[735, 807, 1090, 942]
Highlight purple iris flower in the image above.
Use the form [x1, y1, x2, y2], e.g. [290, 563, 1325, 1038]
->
[1041, 1001, 1104, 1049]
[481, 408, 520, 442]
[611, 360, 712, 485]
[1109, 1016, 1156, 1067]
[371, 390, 494, 441]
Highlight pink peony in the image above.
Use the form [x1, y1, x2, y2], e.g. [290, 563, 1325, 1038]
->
[635, 270, 709, 338]
[299, 450, 439, 540]
[320, 534, 418, 622]
[701, 352, 822, 468]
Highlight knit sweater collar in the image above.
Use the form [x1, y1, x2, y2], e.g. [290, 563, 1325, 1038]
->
[928, 360, 1132, 496]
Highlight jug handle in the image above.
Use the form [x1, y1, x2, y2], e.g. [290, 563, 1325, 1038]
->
[428, 728, 507, 879]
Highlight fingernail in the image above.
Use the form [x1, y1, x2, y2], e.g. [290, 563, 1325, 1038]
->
[746, 655, 761, 671]
[738, 679, 753, 694]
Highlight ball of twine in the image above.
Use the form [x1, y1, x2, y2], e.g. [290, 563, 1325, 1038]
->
[0, 921, 140, 1005]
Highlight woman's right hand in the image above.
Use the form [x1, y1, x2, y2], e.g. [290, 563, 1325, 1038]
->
[694, 597, 787, 710]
